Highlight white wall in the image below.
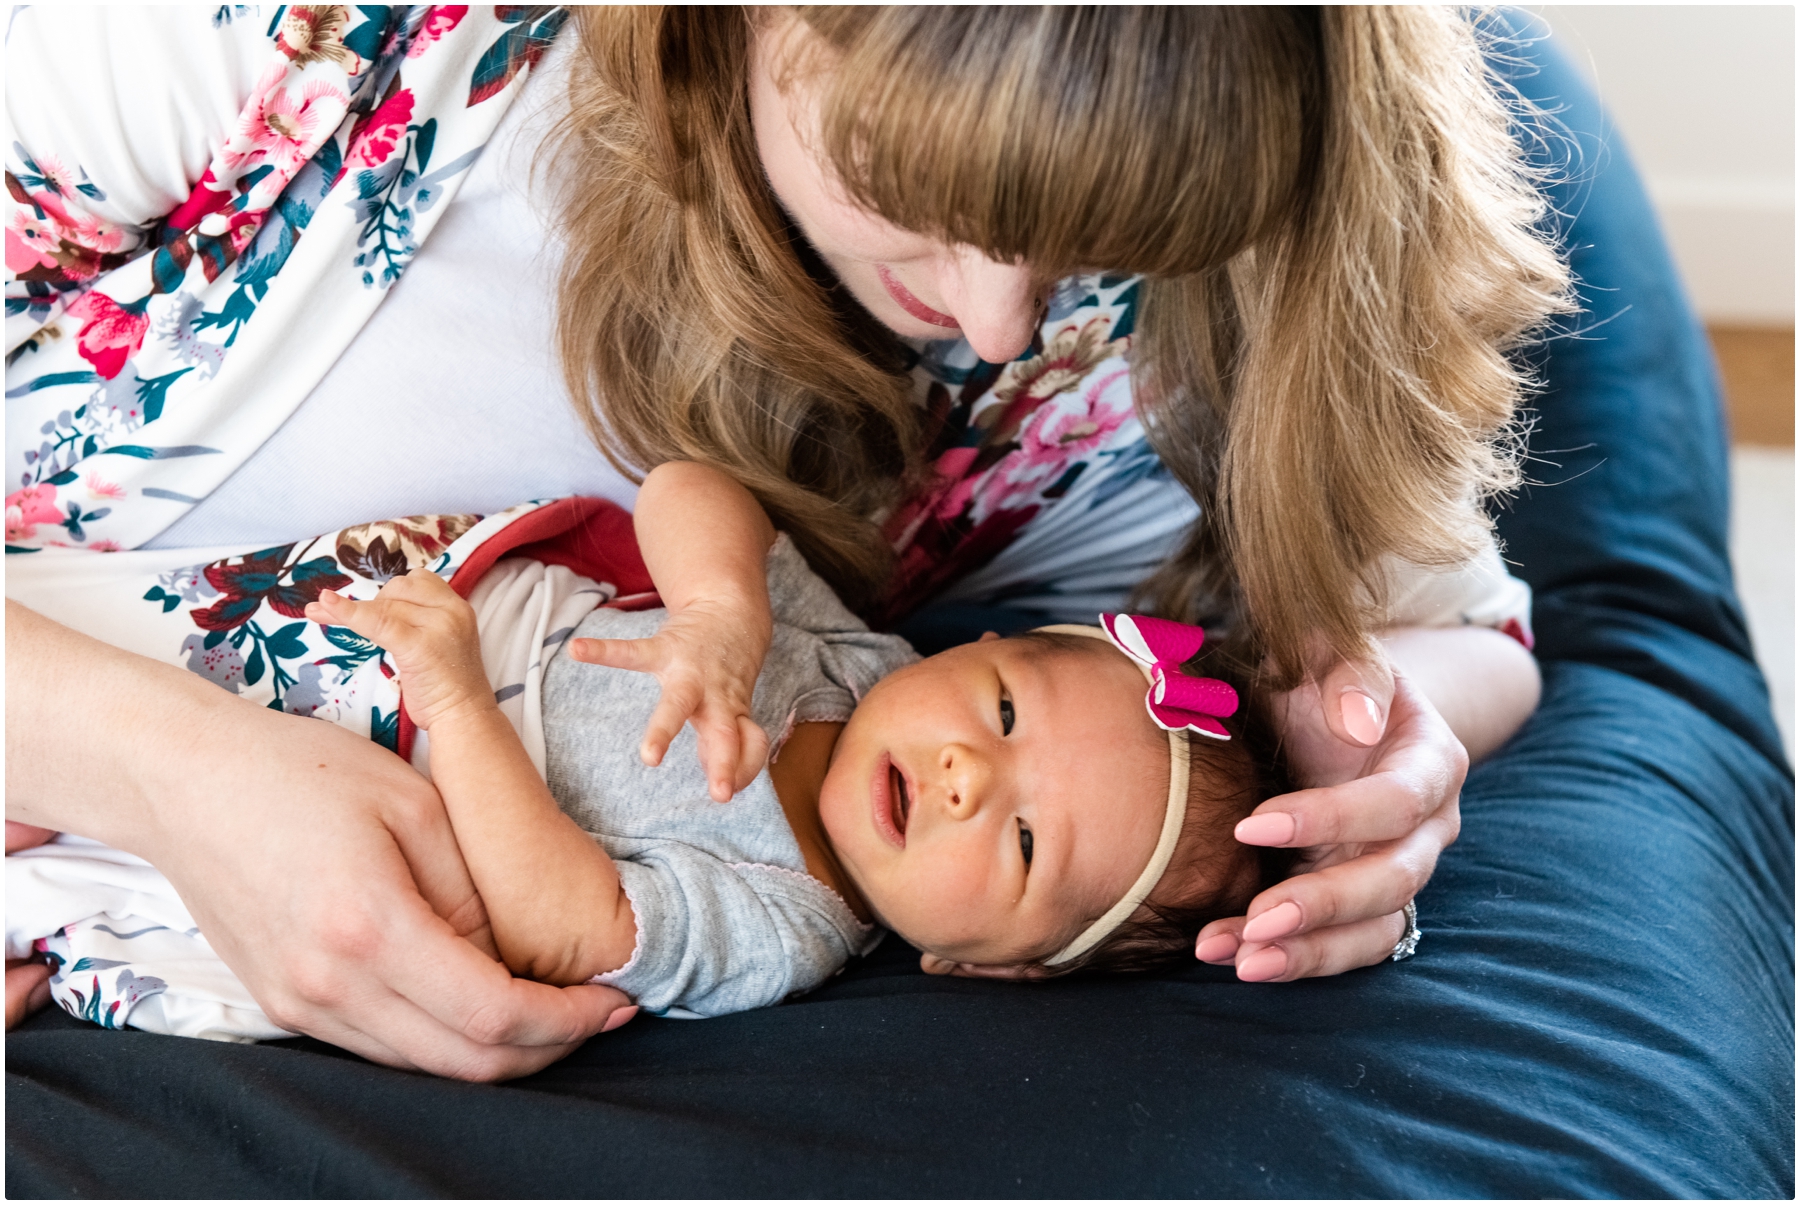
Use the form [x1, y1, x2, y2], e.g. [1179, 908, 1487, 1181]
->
[1531, 5, 1795, 324]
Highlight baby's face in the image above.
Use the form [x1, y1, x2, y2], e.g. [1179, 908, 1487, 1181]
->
[819, 635, 1168, 969]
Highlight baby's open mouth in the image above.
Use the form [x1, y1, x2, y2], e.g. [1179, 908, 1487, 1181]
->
[889, 762, 911, 836]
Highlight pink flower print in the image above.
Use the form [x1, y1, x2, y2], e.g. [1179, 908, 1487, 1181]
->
[85, 473, 126, 501]
[6, 206, 60, 274]
[88, 539, 123, 553]
[6, 485, 61, 542]
[407, 5, 468, 57]
[223, 64, 351, 182]
[67, 292, 150, 380]
[346, 88, 416, 169]
[991, 316, 1130, 415]
[60, 207, 125, 256]
[1018, 366, 1132, 467]
[25, 153, 79, 201]
[165, 167, 236, 235]
[276, 5, 363, 71]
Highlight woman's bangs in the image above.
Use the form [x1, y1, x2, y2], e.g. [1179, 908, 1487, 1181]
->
[805, 6, 1316, 280]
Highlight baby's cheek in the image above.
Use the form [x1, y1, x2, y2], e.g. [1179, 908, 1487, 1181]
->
[899, 857, 1005, 952]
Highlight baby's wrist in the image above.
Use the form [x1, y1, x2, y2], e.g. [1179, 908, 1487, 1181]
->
[675, 587, 772, 640]
[417, 689, 502, 733]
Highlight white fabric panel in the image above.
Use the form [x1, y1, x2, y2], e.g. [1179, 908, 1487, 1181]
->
[146, 35, 639, 550]
[6, 5, 272, 230]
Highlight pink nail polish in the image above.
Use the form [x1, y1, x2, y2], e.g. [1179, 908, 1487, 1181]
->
[1340, 690, 1384, 746]
[1235, 812, 1296, 846]
[1237, 946, 1288, 982]
[1242, 900, 1302, 943]
[1196, 934, 1239, 963]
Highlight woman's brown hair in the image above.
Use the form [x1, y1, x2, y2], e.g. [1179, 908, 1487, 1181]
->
[555, 7, 1570, 680]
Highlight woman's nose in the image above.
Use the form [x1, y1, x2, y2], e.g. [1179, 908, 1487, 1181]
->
[939, 743, 993, 818]
[936, 250, 1042, 365]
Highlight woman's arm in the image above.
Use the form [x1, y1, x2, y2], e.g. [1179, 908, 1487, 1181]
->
[1268, 625, 1539, 789]
[1382, 625, 1540, 762]
[5, 599, 634, 1076]
[308, 575, 640, 987]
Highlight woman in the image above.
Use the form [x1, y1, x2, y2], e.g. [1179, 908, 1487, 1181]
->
[6, 7, 1560, 1077]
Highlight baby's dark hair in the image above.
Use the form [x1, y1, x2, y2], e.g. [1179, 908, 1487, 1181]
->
[1008, 630, 1296, 977]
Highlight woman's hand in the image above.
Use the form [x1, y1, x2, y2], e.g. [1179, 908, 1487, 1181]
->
[567, 596, 771, 803]
[1197, 668, 1463, 979]
[1195, 625, 1538, 980]
[7, 601, 636, 1078]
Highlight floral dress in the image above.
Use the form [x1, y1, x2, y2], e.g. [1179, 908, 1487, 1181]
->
[5, 4, 1199, 621]
[6, 7, 1530, 633]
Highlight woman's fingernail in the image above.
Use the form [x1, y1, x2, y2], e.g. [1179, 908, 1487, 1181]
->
[1235, 812, 1296, 846]
[1238, 946, 1289, 982]
[1242, 900, 1303, 943]
[602, 1005, 639, 1033]
[1340, 690, 1384, 746]
[1196, 933, 1239, 963]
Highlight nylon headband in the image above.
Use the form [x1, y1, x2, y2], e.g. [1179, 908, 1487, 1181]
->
[1032, 624, 1190, 967]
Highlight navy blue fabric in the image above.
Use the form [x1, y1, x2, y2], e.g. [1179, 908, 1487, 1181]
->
[8, 20, 1792, 1198]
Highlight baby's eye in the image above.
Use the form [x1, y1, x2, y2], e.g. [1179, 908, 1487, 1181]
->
[1018, 820, 1034, 868]
[999, 693, 1015, 736]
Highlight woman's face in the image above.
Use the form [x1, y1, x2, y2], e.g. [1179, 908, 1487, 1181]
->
[749, 13, 1046, 365]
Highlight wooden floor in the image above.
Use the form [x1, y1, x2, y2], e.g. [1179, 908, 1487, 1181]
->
[1710, 326, 1794, 446]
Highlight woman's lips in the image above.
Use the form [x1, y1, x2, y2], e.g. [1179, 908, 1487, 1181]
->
[870, 752, 908, 848]
[876, 264, 961, 330]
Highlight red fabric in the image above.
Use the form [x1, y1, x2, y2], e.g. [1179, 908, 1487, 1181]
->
[396, 497, 659, 762]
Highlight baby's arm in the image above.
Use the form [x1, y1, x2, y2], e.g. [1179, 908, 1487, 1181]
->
[307, 576, 634, 987]
[567, 461, 779, 801]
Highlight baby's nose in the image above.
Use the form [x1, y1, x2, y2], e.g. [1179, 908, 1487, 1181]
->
[940, 744, 993, 817]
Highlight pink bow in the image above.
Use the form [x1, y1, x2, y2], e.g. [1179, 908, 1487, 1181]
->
[1099, 613, 1238, 740]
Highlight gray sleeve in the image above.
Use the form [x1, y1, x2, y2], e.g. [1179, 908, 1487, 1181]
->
[597, 844, 865, 1017]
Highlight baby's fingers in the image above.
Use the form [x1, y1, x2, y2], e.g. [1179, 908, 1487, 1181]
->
[733, 715, 770, 795]
[693, 708, 746, 802]
[305, 589, 388, 641]
[639, 680, 702, 769]
[568, 636, 663, 675]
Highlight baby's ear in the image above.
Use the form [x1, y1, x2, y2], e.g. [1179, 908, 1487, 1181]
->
[919, 953, 1048, 980]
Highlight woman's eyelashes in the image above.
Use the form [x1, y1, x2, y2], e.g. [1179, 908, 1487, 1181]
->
[999, 691, 1015, 736]
[1017, 819, 1034, 868]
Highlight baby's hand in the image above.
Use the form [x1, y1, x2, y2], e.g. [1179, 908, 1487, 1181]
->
[305, 569, 491, 732]
[567, 599, 770, 802]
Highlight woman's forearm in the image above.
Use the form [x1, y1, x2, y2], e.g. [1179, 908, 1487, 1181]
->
[6, 599, 229, 849]
[424, 705, 637, 986]
[1378, 625, 1541, 762]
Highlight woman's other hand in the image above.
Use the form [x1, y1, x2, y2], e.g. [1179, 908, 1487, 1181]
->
[1195, 625, 1538, 981]
[154, 702, 639, 1077]
[7, 601, 636, 1079]
[567, 599, 771, 803]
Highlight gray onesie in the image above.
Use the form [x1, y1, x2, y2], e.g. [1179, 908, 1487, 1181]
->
[541, 535, 919, 1018]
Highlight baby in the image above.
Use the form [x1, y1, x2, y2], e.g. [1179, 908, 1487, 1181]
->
[7, 462, 1285, 1037]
